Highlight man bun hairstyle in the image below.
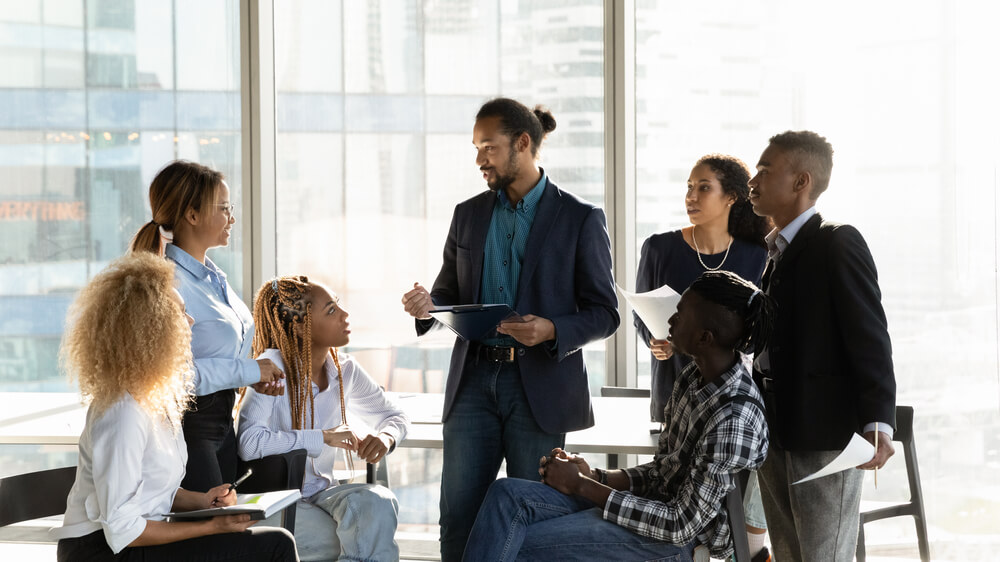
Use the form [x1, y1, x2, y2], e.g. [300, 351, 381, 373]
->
[476, 97, 556, 157]
[768, 130, 834, 198]
[688, 270, 776, 356]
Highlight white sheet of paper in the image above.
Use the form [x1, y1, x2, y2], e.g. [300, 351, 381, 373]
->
[793, 433, 875, 485]
[617, 284, 681, 340]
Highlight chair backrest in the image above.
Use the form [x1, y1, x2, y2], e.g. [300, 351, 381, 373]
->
[893, 405, 923, 504]
[600, 386, 651, 398]
[725, 470, 751, 562]
[237, 449, 308, 494]
[0, 466, 77, 527]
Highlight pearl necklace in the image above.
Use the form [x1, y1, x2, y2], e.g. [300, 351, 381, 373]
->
[691, 227, 733, 271]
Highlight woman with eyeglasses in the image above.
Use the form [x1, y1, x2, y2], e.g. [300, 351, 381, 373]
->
[130, 160, 285, 493]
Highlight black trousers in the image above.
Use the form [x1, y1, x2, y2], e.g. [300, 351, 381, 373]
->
[181, 389, 238, 492]
[56, 528, 298, 562]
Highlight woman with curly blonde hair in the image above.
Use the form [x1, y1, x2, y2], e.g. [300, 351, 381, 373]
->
[53, 252, 298, 561]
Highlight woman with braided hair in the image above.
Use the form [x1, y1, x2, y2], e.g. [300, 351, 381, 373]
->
[238, 276, 408, 561]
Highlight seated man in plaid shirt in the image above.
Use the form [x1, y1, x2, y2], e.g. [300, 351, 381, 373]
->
[463, 271, 772, 562]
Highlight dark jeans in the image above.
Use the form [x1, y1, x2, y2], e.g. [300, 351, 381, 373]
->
[181, 389, 238, 492]
[439, 358, 565, 562]
[56, 528, 298, 562]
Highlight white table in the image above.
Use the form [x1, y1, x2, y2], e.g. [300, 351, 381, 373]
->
[0, 392, 86, 446]
[392, 393, 659, 458]
[0, 392, 659, 458]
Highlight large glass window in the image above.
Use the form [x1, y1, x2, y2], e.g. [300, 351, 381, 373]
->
[0, 0, 242, 471]
[273, 0, 605, 534]
[634, 1, 1000, 556]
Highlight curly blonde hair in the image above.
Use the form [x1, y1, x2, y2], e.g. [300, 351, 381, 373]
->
[60, 252, 194, 429]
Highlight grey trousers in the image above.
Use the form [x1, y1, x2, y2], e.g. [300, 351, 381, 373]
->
[758, 446, 864, 562]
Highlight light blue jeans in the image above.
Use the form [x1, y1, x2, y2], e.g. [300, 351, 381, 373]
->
[462, 478, 696, 562]
[260, 483, 398, 562]
[743, 470, 768, 529]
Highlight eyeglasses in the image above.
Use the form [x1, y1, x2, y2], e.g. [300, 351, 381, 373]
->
[216, 203, 235, 217]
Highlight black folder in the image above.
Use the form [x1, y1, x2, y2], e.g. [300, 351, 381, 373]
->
[428, 304, 520, 341]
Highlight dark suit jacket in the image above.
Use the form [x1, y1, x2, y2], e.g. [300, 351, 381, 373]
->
[756, 213, 896, 451]
[417, 178, 620, 434]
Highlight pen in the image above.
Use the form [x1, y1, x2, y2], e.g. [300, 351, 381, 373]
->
[229, 468, 253, 492]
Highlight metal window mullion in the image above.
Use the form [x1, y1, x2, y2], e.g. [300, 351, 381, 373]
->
[240, 0, 278, 304]
[604, 0, 637, 389]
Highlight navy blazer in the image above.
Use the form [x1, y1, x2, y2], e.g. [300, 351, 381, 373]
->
[417, 178, 620, 434]
[757, 213, 896, 450]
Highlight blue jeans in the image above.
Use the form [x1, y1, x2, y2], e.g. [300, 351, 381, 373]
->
[259, 483, 398, 562]
[440, 359, 565, 562]
[463, 478, 696, 561]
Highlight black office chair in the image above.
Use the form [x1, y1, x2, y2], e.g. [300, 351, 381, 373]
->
[725, 470, 752, 562]
[599, 385, 653, 398]
[856, 405, 929, 562]
[599, 386, 652, 469]
[0, 466, 77, 528]
[237, 449, 308, 532]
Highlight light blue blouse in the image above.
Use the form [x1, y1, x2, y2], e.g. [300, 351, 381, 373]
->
[165, 244, 260, 396]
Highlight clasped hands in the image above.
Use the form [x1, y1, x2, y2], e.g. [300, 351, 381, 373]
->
[538, 447, 597, 496]
[323, 424, 394, 464]
[251, 358, 286, 396]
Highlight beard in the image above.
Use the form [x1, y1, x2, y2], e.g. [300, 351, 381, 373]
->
[485, 145, 520, 192]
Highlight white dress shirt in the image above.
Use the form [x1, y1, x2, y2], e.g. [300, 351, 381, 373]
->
[237, 349, 409, 498]
[53, 394, 187, 553]
[166, 243, 260, 396]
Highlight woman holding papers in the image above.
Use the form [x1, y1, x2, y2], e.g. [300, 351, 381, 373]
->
[53, 253, 297, 561]
[634, 153, 771, 560]
[129, 160, 286, 494]
[238, 276, 408, 561]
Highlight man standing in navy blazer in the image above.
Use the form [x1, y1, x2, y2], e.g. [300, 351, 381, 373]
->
[748, 130, 897, 561]
[401, 97, 619, 561]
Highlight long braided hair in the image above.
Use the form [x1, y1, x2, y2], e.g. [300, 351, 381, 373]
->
[252, 276, 354, 473]
[688, 270, 776, 356]
[251, 275, 344, 428]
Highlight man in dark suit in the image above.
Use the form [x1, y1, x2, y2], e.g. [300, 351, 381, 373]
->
[401, 97, 619, 561]
[748, 130, 897, 561]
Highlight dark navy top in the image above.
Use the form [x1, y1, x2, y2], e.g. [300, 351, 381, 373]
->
[634, 229, 767, 421]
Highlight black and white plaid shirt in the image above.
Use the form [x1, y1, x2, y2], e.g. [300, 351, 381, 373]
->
[603, 359, 768, 559]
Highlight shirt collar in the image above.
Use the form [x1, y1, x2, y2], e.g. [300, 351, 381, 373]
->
[497, 168, 547, 211]
[764, 206, 817, 258]
[164, 243, 224, 283]
[692, 359, 745, 403]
